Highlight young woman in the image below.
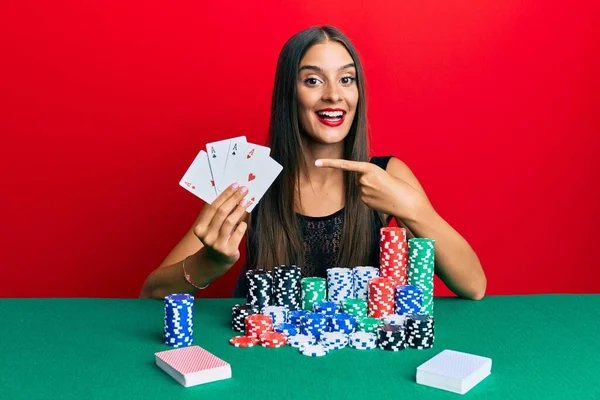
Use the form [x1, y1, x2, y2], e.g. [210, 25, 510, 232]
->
[140, 26, 486, 301]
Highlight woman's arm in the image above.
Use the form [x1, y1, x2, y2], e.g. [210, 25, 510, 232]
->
[384, 157, 486, 300]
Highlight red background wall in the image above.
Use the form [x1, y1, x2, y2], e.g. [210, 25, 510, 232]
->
[1, 1, 598, 298]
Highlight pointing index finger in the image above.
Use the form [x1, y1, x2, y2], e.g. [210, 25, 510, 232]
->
[315, 159, 371, 173]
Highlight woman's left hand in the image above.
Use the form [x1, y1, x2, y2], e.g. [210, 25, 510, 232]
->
[315, 158, 425, 220]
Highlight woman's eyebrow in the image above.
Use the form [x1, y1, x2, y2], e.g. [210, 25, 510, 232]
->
[298, 63, 356, 73]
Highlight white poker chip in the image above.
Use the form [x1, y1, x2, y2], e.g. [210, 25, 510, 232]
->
[382, 314, 407, 326]
[319, 332, 349, 350]
[287, 334, 316, 348]
[300, 344, 328, 357]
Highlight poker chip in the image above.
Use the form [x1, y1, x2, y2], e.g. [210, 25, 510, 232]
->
[367, 277, 395, 318]
[357, 316, 382, 334]
[274, 323, 299, 337]
[377, 324, 407, 351]
[349, 332, 377, 350]
[262, 305, 289, 325]
[313, 301, 340, 316]
[379, 227, 408, 287]
[246, 269, 273, 311]
[352, 266, 380, 301]
[289, 310, 310, 325]
[301, 277, 326, 311]
[231, 304, 258, 332]
[299, 344, 328, 357]
[382, 314, 407, 326]
[319, 332, 348, 350]
[341, 298, 368, 318]
[299, 312, 328, 340]
[229, 335, 259, 347]
[245, 314, 273, 338]
[326, 268, 354, 304]
[273, 265, 302, 311]
[407, 238, 435, 316]
[287, 334, 317, 348]
[329, 312, 357, 334]
[163, 294, 194, 348]
[259, 331, 287, 348]
[395, 285, 423, 315]
[406, 314, 435, 349]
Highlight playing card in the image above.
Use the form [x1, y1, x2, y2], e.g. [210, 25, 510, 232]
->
[179, 150, 217, 204]
[205, 137, 238, 192]
[219, 143, 271, 194]
[238, 152, 282, 212]
[416, 349, 492, 394]
[217, 136, 248, 193]
[155, 345, 231, 388]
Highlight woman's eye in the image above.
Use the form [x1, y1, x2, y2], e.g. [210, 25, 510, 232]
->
[341, 76, 356, 85]
[304, 78, 320, 86]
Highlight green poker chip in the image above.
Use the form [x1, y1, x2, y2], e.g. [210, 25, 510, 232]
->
[407, 238, 435, 316]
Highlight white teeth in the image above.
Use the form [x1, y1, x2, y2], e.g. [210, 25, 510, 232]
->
[317, 111, 344, 118]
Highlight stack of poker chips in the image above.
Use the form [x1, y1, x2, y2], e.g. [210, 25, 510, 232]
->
[326, 267, 353, 304]
[246, 269, 272, 311]
[377, 324, 407, 351]
[379, 227, 408, 286]
[341, 298, 368, 318]
[349, 332, 377, 350]
[382, 314, 407, 326]
[163, 294, 194, 348]
[367, 277, 395, 318]
[329, 313, 357, 334]
[301, 277, 326, 311]
[352, 266, 380, 300]
[299, 312, 329, 340]
[406, 314, 435, 349]
[395, 285, 423, 315]
[228, 299, 436, 353]
[262, 305, 288, 325]
[231, 304, 258, 332]
[357, 317, 382, 334]
[289, 309, 310, 325]
[273, 323, 299, 337]
[273, 265, 302, 311]
[245, 314, 273, 338]
[407, 238, 435, 316]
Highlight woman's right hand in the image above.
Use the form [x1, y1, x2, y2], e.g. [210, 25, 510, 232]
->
[193, 183, 250, 268]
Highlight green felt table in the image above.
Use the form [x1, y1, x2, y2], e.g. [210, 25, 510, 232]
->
[1, 295, 599, 399]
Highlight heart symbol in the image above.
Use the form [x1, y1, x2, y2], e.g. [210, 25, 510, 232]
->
[248, 173, 256, 182]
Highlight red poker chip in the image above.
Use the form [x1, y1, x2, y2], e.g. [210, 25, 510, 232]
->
[230, 335, 259, 347]
[259, 331, 287, 344]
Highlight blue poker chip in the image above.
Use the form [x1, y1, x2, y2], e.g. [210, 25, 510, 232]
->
[164, 294, 194, 347]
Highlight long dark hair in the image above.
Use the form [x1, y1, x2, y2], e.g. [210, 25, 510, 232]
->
[247, 25, 380, 272]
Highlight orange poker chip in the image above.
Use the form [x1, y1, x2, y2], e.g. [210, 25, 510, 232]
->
[230, 335, 259, 348]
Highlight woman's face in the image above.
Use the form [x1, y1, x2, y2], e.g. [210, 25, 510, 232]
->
[297, 41, 358, 145]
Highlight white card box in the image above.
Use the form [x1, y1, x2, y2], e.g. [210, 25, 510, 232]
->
[416, 349, 492, 394]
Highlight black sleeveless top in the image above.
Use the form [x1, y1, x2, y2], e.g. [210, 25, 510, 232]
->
[231, 156, 394, 298]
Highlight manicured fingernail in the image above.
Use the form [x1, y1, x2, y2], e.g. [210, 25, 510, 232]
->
[315, 160, 323, 167]
[240, 186, 248, 194]
[231, 182, 239, 189]
[240, 199, 248, 207]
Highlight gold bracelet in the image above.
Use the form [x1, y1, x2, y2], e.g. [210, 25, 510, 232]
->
[182, 255, 209, 290]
